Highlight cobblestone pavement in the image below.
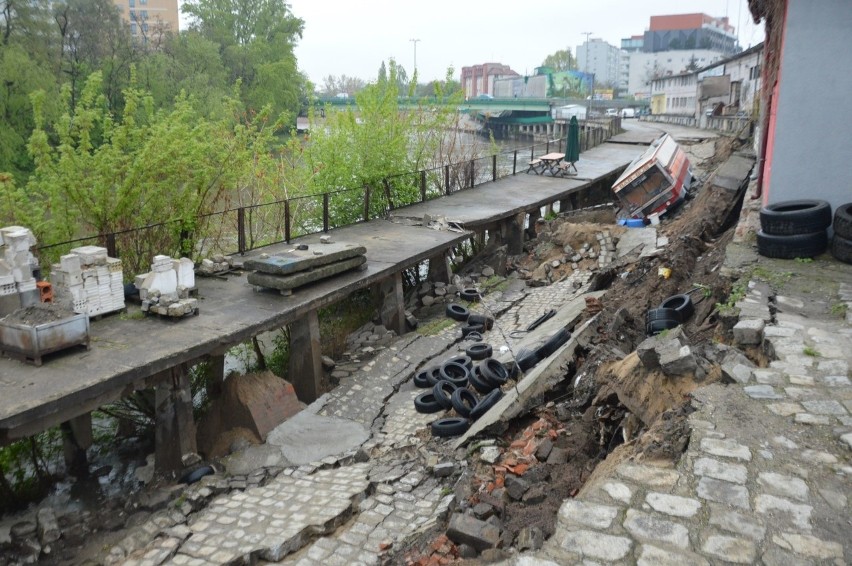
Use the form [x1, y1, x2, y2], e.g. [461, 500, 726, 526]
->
[117, 272, 599, 564]
[502, 270, 852, 564]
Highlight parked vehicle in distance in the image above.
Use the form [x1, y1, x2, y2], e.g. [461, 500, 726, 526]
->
[621, 108, 636, 119]
[477, 93, 494, 100]
[605, 108, 619, 117]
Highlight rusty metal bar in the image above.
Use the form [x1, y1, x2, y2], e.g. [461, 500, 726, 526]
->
[284, 200, 291, 243]
[420, 170, 426, 202]
[323, 193, 329, 232]
[237, 207, 246, 254]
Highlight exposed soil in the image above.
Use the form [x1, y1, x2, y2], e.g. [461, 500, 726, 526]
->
[2, 304, 76, 326]
[400, 134, 754, 564]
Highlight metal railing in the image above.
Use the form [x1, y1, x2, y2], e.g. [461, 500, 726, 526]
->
[37, 121, 619, 274]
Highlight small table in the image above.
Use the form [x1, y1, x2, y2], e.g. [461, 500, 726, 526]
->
[539, 153, 565, 176]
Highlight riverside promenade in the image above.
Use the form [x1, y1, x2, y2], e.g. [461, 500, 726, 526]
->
[108, 152, 852, 565]
[0, 139, 641, 471]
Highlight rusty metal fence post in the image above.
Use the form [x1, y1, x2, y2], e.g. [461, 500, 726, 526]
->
[444, 165, 450, 195]
[492, 155, 497, 182]
[364, 186, 371, 221]
[322, 194, 329, 232]
[284, 200, 291, 243]
[513, 150, 517, 175]
[237, 207, 246, 254]
[105, 233, 117, 258]
[420, 170, 426, 202]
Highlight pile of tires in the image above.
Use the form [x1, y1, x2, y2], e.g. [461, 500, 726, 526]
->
[446, 303, 493, 341]
[757, 199, 831, 259]
[412, 351, 507, 438]
[830, 202, 852, 264]
[646, 293, 694, 336]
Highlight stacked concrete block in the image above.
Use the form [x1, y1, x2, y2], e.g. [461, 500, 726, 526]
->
[595, 230, 618, 269]
[0, 226, 39, 313]
[136, 255, 198, 318]
[51, 245, 125, 317]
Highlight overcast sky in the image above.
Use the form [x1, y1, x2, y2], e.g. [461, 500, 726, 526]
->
[285, 0, 763, 87]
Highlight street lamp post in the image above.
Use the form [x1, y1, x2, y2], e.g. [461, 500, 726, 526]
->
[409, 38, 420, 76]
[582, 32, 593, 117]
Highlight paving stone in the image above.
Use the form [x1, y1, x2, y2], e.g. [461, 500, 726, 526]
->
[822, 375, 851, 387]
[644, 493, 701, 518]
[701, 534, 756, 564]
[616, 463, 679, 487]
[794, 413, 830, 425]
[623, 509, 689, 549]
[699, 438, 751, 461]
[637, 544, 709, 566]
[598, 481, 633, 504]
[753, 369, 784, 385]
[754, 494, 812, 530]
[558, 529, 633, 562]
[693, 457, 748, 484]
[798, 449, 837, 464]
[707, 505, 766, 541]
[757, 472, 809, 502]
[772, 532, 844, 559]
[841, 433, 852, 450]
[744, 385, 784, 399]
[557, 500, 619, 529]
[760, 546, 816, 566]
[697, 477, 750, 509]
[767, 402, 803, 417]
[786, 373, 814, 386]
[800, 399, 847, 415]
[446, 513, 500, 552]
[733, 319, 764, 345]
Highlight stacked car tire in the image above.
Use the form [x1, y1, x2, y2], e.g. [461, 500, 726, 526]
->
[646, 293, 694, 336]
[757, 200, 831, 259]
[830, 202, 852, 264]
[413, 351, 507, 437]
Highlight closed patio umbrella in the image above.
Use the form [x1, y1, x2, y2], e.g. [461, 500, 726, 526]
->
[564, 116, 580, 174]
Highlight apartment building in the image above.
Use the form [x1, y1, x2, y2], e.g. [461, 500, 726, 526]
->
[113, 0, 178, 43]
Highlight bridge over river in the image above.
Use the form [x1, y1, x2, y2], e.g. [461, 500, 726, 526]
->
[0, 134, 650, 474]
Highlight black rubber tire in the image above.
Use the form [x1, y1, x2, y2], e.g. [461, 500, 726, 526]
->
[756, 230, 828, 259]
[465, 342, 493, 361]
[432, 380, 458, 409]
[431, 417, 470, 438]
[536, 328, 572, 359]
[467, 314, 494, 330]
[464, 331, 484, 342]
[833, 202, 852, 239]
[479, 358, 509, 386]
[459, 288, 481, 302]
[659, 294, 695, 322]
[446, 355, 473, 370]
[446, 303, 470, 322]
[180, 465, 214, 485]
[646, 318, 681, 336]
[413, 368, 433, 388]
[516, 348, 540, 373]
[425, 366, 442, 387]
[760, 199, 832, 235]
[470, 389, 503, 421]
[450, 388, 478, 418]
[439, 361, 469, 387]
[830, 233, 852, 264]
[414, 391, 444, 414]
[469, 366, 496, 393]
[646, 307, 682, 324]
[461, 323, 485, 338]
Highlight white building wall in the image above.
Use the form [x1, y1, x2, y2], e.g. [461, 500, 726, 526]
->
[577, 39, 622, 87]
[627, 49, 726, 98]
[651, 75, 698, 116]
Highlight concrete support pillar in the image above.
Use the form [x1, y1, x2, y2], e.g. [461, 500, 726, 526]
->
[288, 309, 323, 403]
[377, 272, 406, 336]
[503, 212, 526, 255]
[427, 253, 452, 284]
[154, 366, 196, 474]
[61, 413, 93, 475]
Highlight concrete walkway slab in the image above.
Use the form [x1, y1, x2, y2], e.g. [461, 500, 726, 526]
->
[265, 411, 369, 466]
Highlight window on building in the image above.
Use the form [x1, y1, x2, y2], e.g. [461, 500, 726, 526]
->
[140, 0, 147, 4]
[130, 22, 137, 34]
[129, 0, 134, 6]
[129, 10, 136, 20]
[141, 10, 147, 19]
[142, 22, 148, 32]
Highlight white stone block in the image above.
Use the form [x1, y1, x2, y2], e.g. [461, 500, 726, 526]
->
[70, 245, 108, 266]
[173, 257, 195, 289]
[0, 258, 11, 276]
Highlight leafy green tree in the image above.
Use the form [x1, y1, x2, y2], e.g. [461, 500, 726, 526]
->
[182, 0, 305, 123]
[541, 49, 576, 72]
